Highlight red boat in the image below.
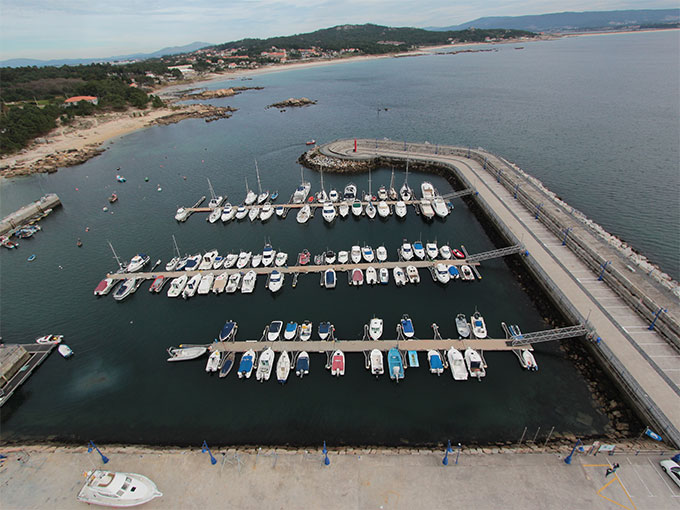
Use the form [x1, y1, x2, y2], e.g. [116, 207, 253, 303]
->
[306, 140, 316, 146]
[452, 249, 465, 259]
[331, 350, 345, 376]
[297, 249, 311, 266]
[108, 193, 118, 203]
[94, 278, 115, 296]
[149, 275, 167, 293]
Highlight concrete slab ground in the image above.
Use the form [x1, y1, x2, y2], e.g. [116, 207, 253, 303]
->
[1, 447, 679, 509]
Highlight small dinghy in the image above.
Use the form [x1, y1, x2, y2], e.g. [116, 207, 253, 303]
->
[427, 350, 444, 375]
[276, 351, 291, 383]
[387, 347, 404, 382]
[331, 350, 345, 377]
[370, 349, 384, 376]
[205, 350, 221, 372]
[256, 348, 275, 382]
[58, 344, 73, 358]
[167, 346, 207, 362]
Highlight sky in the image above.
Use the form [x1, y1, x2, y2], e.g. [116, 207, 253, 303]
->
[0, 0, 677, 60]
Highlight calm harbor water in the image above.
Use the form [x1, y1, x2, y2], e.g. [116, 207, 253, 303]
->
[1, 31, 676, 446]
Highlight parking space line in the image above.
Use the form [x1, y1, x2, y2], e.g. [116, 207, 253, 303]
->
[647, 458, 678, 495]
[625, 458, 654, 497]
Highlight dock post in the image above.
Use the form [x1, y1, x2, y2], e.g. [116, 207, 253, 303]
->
[561, 227, 573, 246]
[442, 440, 453, 465]
[564, 439, 582, 465]
[87, 441, 109, 464]
[201, 440, 217, 465]
[598, 261, 611, 281]
[535, 202, 543, 219]
[323, 441, 330, 466]
[648, 307, 668, 331]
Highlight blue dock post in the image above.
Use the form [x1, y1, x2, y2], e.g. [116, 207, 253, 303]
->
[535, 202, 543, 219]
[88, 441, 109, 464]
[562, 227, 573, 246]
[648, 308, 668, 331]
[564, 439, 582, 465]
[514, 184, 519, 199]
[598, 261, 611, 281]
[201, 440, 217, 465]
[497, 169, 502, 183]
[323, 441, 330, 466]
[442, 440, 453, 465]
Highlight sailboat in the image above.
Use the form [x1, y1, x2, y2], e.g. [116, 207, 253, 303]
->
[316, 169, 328, 203]
[365, 169, 376, 219]
[388, 167, 398, 200]
[165, 235, 182, 271]
[293, 167, 311, 204]
[207, 178, 224, 208]
[255, 160, 269, 204]
[244, 177, 257, 205]
[400, 160, 412, 201]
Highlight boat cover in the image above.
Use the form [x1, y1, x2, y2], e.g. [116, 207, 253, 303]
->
[401, 320, 414, 334]
[319, 323, 330, 334]
[429, 354, 443, 369]
[239, 356, 253, 372]
[296, 357, 309, 371]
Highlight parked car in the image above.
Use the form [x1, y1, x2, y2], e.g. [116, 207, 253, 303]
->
[659, 459, 680, 489]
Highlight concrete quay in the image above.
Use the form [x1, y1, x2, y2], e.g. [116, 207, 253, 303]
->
[315, 139, 680, 447]
[0, 193, 60, 235]
[2, 445, 678, 509]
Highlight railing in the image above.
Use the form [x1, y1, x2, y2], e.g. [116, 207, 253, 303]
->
[510, 325, 589, 347]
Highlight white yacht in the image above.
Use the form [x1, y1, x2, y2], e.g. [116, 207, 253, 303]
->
[394, 200, 407, 218]
[197, 273, 214, 294]
[241, 270, 257, 293]
[268, 321, 283, 341]
[369, 317, 383, 340]
[343, 183, 357, 201]
[406, 265, 420, 284]
[248, 205, 260, 222]
[208, 207, 221, 223]
[379, 267, 389, 284]
[447, 347, 468, 380]
[337, 250, 349, 264]
[322, 202, 336, 223]
[244, 177, 257, 206]
[255, 160, 269, 204]
[235, 205, 248, 220]
[236, 251, 252, 269]
[376, 245, 388, 262]
[256, 348, 275, 382]
[393, 266, 407, 287]
[400, 241, 413, 261]
[518, 349, 539, 371]
[365, 201, 376, 219]
[296, 203, 311, 224]
[284, 322, 298, 340]
[400, 163, 412, 201]
[167, 275, 188, 297]
[198, 250, 218, 270]
[432, 197, 449, 218]
[370, 349, 384, 376]
[224, 253, 238, 268]
[221, 203, 235, 222]
[328, 189, 339, 202]
[276, 351, 291, 383]
[212, 272, 228, 294]
[435, 263, 450, 284]
[126, 254, 150, 273]
[420, 181, 436, 199]
[77, 470, 162, 507]
[351, 200, 363, 217]
[260, 202, 274, 222]
[365, 266, 378, 285]
[212, 254, 225, 269]
[262, 244, 276, 266]
[267, 270, 284, 293]
[292, 181, 311, 204]
[426, 242, 438, 260]
[412, 241, 425, 260]
[226, 272, 241, 293]
[251, 254, 262, 268]
[174, 207, 189, 222]
[299, 320, 313, 341]
[182, 274, 201, 299]
[420, 199, 435, 220]
[207, 178, 224, 208]
[275, 252, 288, 267]
[377, 201, 390, 218]
[471, 311, 488, 339]
[338, 202, 349, 218]
[350, 245, 362, 264]
[362, 245, 375, 263]
[439, 244, 452, 259]
[205, 350, 220, 372]
[377, 185, 388, 201]
[465, 348, 486, 379]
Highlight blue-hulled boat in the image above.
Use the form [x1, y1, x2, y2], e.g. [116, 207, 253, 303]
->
[318, 322, 332, 340]
[428, 350, 444, 375]
[237, 349, 256, 379]
[295, 351, 310, 378]
[324, 269, 336, 289]
[448, 265, 460, 279]
[387, 348, 404, 382]
[407, 351, 419, 367]
[400, 315, 414, 339]
[219, 320, 237, 341]
[218, 351, 235, 378]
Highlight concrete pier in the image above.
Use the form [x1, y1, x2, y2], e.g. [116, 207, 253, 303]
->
[312, 139, 680, 447]
[0, 193, 61, 235]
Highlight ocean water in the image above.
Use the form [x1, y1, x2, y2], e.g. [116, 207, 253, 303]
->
[1, 30, 676, 445]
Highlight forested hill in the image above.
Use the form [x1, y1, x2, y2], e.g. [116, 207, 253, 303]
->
[213, 24, 535, 54]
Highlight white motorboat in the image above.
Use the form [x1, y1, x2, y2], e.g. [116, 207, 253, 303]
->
[395, 201, 407, 218]
[351, 200, 363, 217]
[174, 207, 189, 222]
[432, 197, 449, 218]
[324, 250, 336, 264]
[420, 181, 436, 200]
[267, 270, 284, 293]
[235, 205, 248, 220]
[255, 160, 269, 204]
[207, 178, 224, 208]
[331, 350, 345, 377]
[256, 348, 275, 382]
[365, 201, 376, 219]
[428, 350, 444, 375]
[324, 268, 336, 289]
[276, 351, 291, 383]
[275, 205, 285, 217]
[165, 257, 179, 272]
[244, 177, 257, 205]
[465, 348, 486, 379]
[338, 201, 349, 217]
[376, 245, 388, 262]
[322, 202, 336, 223]
[377, 185, 387, 200]
[292, 181, 311, 204]
[236, 251, 252, 269]
[126, 254, 150, 273]
[35, 334, 63, 344]
[400, 315, 415, 338]
[199, 250, 218, 270]
[329, 189, 339, 202]
[224, 253, 238, 268]
[197, 273, 214, 294]
[221, 203, 235, 222]
[435, 263, 450, 284]
[262, 244, 276, 266]
[426, 242, 438, 259]
[205, 349, 221, 372]
[113, 278, 137, 301]
[377, 201, 390, 218]
[439, 244, 452, 259]
[268, 321, 283, 341]
[182, 274, 201, 299]
[77, 470, 162, 507]
[318, 321, 333, 340]
[58, 344, 74, 358]
[461, 265, 475, 281]
[208, 207, 221, 223]
[94, 278, 116, 296]
[343, 183, 357, 201]
[241, 270, 257, 293]
[406, 265, 420, 284]
[393, 266, 407, 286]
[212, 272, 228, 293]
[338, 250, 349, 264]
[212, 255, 225, 269]
[167, 346, 207, 362]
[455, 314, 470, 338]
[260, 202, 274, 222]
[284, 321, 298, 340]
[248, 205, 260, 222]
[370, 349, 384, 376]
[225, 272, 242, 293]
[420, 199, 435, 219]
[296, 203, 312, 224]
[251, 254, 262, 268]
[369, 318, 383, 340]
[365, 266, 378, 285]
[183, 253, 201, 271]
[296, 351, 310, 377]
[275, 252, 288, 267]
[471, 311, 487, 339]
[412, 241, 425, 260]
[362, 245, 374, 263]
[299, 320, 312, 341]
[167, 275, 188, 297]
[519, 349, 539, 371]
[400, 241, 413, 261]
[447, 347, 468, 380]
[379, 267, 389, 284]
[351, 268, 364, 286]
[350, 245, 362, 264]
[238, 349, 256, 378]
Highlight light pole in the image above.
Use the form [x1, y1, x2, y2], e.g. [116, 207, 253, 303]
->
[442, 440, 453, 465]
[514, 184, 519, 199]
[562, 227, 573, 246]
[648, 307, 668, 331]
[564, 438, 582, 465]
[455, 443, 462, 465]
[88, 441, 109, 464]
[201, 440, 217, 465]
[535, 203, 543, 219]
[598, 261, 611, 281]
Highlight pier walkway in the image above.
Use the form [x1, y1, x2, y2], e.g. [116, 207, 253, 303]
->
[317, 139, 680, 446]
[0, 343, 57, 407]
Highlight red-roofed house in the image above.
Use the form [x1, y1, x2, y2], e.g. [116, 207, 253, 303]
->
[64, 96, 98, 106]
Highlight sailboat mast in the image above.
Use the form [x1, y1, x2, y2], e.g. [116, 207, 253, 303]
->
[255, 160, 262, 194]
[390, 167, 395, 189]
[108, 240, 123, 271]
[172, 234, 181, 257]
[207, 178, 216, 200]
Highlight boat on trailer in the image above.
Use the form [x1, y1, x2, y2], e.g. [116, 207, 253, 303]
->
[77, 470, 162, 507]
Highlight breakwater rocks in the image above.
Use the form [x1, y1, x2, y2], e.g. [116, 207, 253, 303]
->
[177, 86, 263, 101]
[152, 104, 238, 125]
[267, 97, 317, 109]
[1, 145, 107, 178]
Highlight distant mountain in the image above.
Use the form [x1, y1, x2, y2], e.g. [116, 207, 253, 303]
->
[0, 41, 211, 68]
[427, 9, 680, 33]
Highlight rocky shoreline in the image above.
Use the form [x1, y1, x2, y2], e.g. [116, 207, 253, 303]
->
[267, 97, 317, 109]
[175, 85, 263, 101]
[151, 104, 237, 125]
